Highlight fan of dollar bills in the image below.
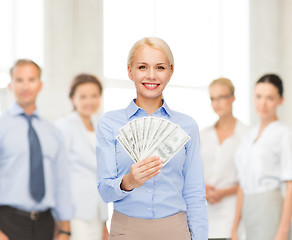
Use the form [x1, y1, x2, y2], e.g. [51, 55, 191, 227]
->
[117, 117, 190, 165]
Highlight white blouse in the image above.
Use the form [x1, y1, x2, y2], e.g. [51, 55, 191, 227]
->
[235, 120, 292, 194]
[56, 112, 108, 221]
[201, 120, 247, 189]
[200, 120, 247, 238]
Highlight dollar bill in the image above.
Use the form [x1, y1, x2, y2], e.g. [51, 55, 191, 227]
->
[135, 118, 144, 159]
[143, 117, 163, 152]
[117, 117, 190, 164]
[140, 119, 177, 160]
[117, 134, 139, 162]
[145, 125, 190, 165]
[120, 123, 139, 157]
[129, 120, 140, 158]
[142, 117, 151, 153]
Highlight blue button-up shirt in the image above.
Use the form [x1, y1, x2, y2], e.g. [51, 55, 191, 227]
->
[96, 100, 208, 239]
[0, 102, 73, 220]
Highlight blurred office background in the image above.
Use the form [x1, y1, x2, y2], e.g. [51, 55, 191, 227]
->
[0, 0, 291, 129]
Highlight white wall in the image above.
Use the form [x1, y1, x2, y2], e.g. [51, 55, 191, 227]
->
[42, 0, 292, 126]
[2, 0, 292, 126]
[279, 0, 292, 127]
[250, 0, 292, 127]
[40, 0, 104, 121]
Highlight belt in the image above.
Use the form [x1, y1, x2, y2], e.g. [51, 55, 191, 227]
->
[0, 206, 51, 221]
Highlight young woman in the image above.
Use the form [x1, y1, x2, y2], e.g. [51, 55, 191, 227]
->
[232, 74, 292, 240]
[96, 37, 208, 240]
[56, 74, 109, 240]
[200, 78, 247, 238]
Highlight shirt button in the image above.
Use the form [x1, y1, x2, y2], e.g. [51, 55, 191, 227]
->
[148, 208, 151, 211]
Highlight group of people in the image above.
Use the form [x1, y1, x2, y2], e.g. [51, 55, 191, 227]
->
[201, 76, 292, 240]
[0, 61, 108, 240]
[0, 36, 291, 240]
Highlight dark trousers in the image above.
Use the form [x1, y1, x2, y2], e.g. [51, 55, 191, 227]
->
[0, 206, 54, 240]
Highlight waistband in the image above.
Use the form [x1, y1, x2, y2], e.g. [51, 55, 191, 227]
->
[113, 210, 186, 224]
[110, 210, 191, 240]
[0, 206, 51, 221]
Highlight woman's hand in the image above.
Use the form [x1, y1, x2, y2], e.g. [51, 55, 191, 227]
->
[206, 185, 223, 204]
[274, 231, 289, 240]
[231, 227, 239, 240]
[206, 184, 238, 204]
[102, 222, 109, 240]
[274, 181, 292, 240]
[205, 184, 215, 202]
[121, 156, 163, 191]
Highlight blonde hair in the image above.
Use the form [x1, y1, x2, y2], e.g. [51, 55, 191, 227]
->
[209, 77, 235, 96]
[127, 37, 174, 69]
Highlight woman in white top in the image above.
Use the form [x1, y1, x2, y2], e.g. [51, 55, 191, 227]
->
[200, 78, 247, 238]
[232, 74, 292, 240]
[56, 74, 109, 240]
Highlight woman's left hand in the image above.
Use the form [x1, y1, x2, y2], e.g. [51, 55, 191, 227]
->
[102, 223, 109, 240]
[274, 232, 289, 240]
[274, 181, 292, 240]
[206, 188, 223, 204]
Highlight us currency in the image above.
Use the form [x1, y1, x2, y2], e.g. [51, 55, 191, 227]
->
[142, 117, 151, 154]
[135, 118, 144, 159]
[117, 117, 190, 164]
[143, 117, 164, 152]
[120, 123, 139, 157]
[145, 125, 190, 165]
[140, 120, 176, 160]
[117, 134, 139, 162]
[145, 119, 177, 154]
[129, 120, 140, 157]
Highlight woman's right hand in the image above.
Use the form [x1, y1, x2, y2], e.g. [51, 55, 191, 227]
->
[121, 156, 163, 191]
[231, 227, 238, 240]
[205, 184, 215, 202]
[0, 230, 9, 240]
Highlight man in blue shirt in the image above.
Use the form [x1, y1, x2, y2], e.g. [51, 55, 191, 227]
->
[0, 59, 73, 240]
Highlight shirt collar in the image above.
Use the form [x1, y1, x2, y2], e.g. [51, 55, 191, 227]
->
[160, 100, 172, 117]
[126, 99, 172, 119]
[125, 99, 140, 119]
[8, 102, 40, 118]
[72, 110, 97, 130]
[211, 119, 242, 137]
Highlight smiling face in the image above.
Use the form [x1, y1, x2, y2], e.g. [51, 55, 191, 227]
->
[9, 63, 42, 108]
[128, 45, 173, 104]
[71, 82, 102, 118]
[209, 83, 234, 118]
[254, 82, 283, 121]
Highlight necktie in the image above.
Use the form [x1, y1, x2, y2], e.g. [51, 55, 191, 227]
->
[22, 114, 45, 202]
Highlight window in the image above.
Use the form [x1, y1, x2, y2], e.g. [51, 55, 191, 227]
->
[0, 1, 14, 89]
[0, 0, 44, 113]
[103, 0, 250, 128]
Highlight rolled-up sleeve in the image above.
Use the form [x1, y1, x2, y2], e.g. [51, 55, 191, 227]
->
[182, 121, 208, 240]
[96, 115, 131, 203]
